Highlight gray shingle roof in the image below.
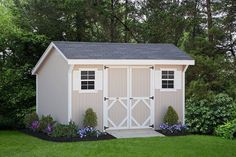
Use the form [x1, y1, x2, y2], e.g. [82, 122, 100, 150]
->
[53, 41, 193, 60]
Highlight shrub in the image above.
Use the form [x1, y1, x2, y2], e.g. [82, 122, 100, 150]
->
[38, 115, 55, 133]
[215, 119, 236, 139]
[77, 127, 105, 138]
[163, 106, 179, 125]
[83, 108, 97, 127]
[23, 112, 39, 129]
[16, 107, 36, 128]
[0, 115, 15, 130]
[160, 123, 188, 135]
[186, 93, 236, 134]
[51, 121, 77, 137]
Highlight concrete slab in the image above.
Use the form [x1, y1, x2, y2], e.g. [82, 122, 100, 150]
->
[107, 129, 164, 139]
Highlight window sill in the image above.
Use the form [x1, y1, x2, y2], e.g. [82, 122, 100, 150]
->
[79, 90, 98, 94]
[160, 89, 177, 92]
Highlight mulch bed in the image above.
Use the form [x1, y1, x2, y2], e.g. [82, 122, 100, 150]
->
[20, 129, 116, 142]
[156, 130, 190, 136]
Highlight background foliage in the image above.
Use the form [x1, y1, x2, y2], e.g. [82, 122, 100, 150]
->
[0, 0, 235, 132]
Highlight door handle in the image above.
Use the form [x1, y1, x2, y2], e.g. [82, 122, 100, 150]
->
[130, 98, 133, 100]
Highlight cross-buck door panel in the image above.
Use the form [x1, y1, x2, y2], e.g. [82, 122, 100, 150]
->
[130, 67, 154, 128]
[106, 67, 129, 129]
[104, 66, 154, 130]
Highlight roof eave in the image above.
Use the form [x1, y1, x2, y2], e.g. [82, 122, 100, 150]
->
[67, 59, 195, 65]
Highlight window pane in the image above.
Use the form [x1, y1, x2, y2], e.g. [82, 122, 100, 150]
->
[89, 71, 95, 75]
[168, 84, 174, 88]
[168, 74, 174, 79]
[81, 85, 87, 89]
[81, 81, 88, 85]
[162, 71, 167, 75]
[81, 71, 87, 75]
[162, 80, 167, 88]
[81, 75, 88, 79]
[168, 71, 174, 75]
[88, 85, 95, 89]
[168, 80, 174, 88]
[162, 84, 168, 88]
[88, 81, 94, 84]
[88, 75, 95, 79]
[162, 74, 168, 79]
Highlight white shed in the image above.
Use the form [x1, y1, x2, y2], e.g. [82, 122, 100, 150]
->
[32, 41, 194, 131]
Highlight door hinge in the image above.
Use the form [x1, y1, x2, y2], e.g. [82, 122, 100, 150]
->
[149, 96, 154, 100]
[104, 126, 109, 130]
[149, 124, 154, 128]
[150, 66, 154, 69]
[104, 66, 109, 69]
[104, 97, 109, 101]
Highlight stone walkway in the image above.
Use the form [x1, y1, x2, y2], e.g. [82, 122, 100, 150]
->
[107, 129, 164, 139]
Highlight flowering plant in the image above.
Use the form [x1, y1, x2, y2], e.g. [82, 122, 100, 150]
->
[30, 120, 40, 132]
[77, 127, 106, 138]
[43, 124, 53, 135]
[160, 123, 188, 134]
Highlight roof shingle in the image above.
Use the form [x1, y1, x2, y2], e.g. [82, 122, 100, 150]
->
[53, 41, 193, 60]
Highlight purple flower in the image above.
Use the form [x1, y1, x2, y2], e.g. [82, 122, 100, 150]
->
[77, 127, 105, 138]
[159, 123, 188, 134]
[31, 121, 39, 131]
[44, 124, 53, 135]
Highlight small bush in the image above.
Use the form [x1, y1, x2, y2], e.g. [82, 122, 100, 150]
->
[186, 93, 236, 134]
[83, 108, 97, 127]
[0, 115, 15, 130]
[163, 106, 179, 125]
[38, 115, 55, 133]
[77, 127, 105, 138]
[51, 121, 77, 137]
[23, 112, 39, 129]
[215, 119, 236, 139]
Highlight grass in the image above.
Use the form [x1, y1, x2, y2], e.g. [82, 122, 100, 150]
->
[0, 131, 236, 157]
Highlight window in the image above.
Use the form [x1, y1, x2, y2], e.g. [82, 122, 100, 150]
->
[81, 70, 95, 90]
[162, 70, 174, 89]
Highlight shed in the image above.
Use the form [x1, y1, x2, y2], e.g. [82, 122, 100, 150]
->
[32, 41, 194, 131]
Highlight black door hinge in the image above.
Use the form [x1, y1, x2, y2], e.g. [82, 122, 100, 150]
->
[104, 97, 109, 101]
[150, 66, 154, 69]
[104, 126, 109, 130]
[149, 96, 154, 100]
[149, 124, 154, 128]
[104, 66, 109, 69]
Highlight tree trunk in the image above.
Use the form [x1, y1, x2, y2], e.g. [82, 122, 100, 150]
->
[206, 0, 213, 43]
[124, 0, 128, 42]
[110, 0, 115, 42]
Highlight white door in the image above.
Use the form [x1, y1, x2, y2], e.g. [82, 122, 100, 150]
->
[103, 66, 154, 130]
[129, 66, 154, 128]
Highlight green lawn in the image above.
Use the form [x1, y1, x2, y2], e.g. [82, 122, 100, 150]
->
[0, 131, 236, 157]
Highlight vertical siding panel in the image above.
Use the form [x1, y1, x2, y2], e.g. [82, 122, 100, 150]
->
[38, 48, 69, 124]
[72, 65, 103, 130]
[155, 65, 184, 129]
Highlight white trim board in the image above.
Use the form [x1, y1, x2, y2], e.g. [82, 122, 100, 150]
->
[68, 65, 74, 123]
[182, 65, 189, 124]
[68, 59, 195, 65]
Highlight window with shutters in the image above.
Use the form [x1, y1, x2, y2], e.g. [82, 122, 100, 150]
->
[161, 70, 174, 89]
[81, 70, 95, 90]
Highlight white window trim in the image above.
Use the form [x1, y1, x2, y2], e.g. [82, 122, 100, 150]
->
[160, 68, 177, 92]
[78, 68, 98, 93]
